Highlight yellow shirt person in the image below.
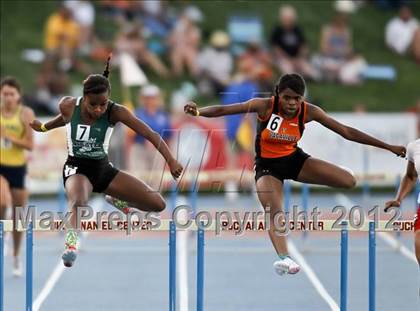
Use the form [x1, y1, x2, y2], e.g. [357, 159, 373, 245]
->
[1, 105, 26, 166]
[0, 77, 34, 277]
[44, 7, 80, 52]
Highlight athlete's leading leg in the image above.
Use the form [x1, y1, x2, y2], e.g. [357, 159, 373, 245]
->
[62, 174, 93, 267]
[10, 188, 28, 276]
[256, 175, 300, 275]
[297, 157, 356, 188]
[104, 171, 166, 213]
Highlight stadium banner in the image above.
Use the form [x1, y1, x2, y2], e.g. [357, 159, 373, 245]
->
[27, 118, 68, 194]
[300, 113, 417, 185]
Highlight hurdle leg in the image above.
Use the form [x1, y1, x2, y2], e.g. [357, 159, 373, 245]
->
[0, 221, 4, 311]
[190, 177, 198, 216]
[369, 222, 376, 311]
[169, 221, 177, 311]
[169, 181, 177, 311]
[26, 222, 33, 311]
[301, 184, 309, 242]
[394, 175, 402, 243]
[196, 226, 205, 311]
[340, 221, 348, 311]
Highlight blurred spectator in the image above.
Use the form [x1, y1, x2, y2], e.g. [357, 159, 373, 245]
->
[168, 6, 202, 77]
[312, 12, 367, 84]
[334, 0, 358, 14]
[100, 0, 133, 22]
[130, 85, 172, 180]
[26, 54, 70, 115]
[138, 0, 174, 38]
[115, 23, 169, 77]
[44, 5, 81, 71]
[136, 1, 175, 56]
[221, 57, 260, 200]
[239, 41, 273, 92]
[64, 0, 95, 54]
[374, 0, 409, 10]
[385, 6, 420, 64]
[270, 5, 317, 79]
[197, 31, 233, 96]
[222, 57, 259, 145]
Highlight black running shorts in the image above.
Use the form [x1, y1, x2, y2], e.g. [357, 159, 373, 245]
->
[62, 156, 119, 193]
[254, 148, 311, 183]
[0, 164, 26, 189]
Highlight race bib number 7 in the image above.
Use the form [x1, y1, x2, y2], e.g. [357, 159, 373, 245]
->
[266, 114, 283, 133]
[76, 124, 91, 141]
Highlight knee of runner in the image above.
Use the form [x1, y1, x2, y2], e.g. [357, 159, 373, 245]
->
[264, 204, 283, 219]
[344, 173, 357, 189]
[69, 199, 89, 210]
[153, 196, 166, 212]
[338, 166, 356, 189]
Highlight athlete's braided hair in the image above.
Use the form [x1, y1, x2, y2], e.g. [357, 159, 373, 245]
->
[274, 73, 306, 98]
[83, 55, 112, 95]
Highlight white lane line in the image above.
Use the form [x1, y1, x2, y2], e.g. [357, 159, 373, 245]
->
[33, 198, 103, 311]
[253, 188, 338, 309]
[288, 240, 340, 311]
[33, 262, 65, 311]
[376, 232, 417, 263]
[335, 194, 417, 264]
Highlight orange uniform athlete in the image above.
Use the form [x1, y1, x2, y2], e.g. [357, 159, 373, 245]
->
[184, 73, 406, 276]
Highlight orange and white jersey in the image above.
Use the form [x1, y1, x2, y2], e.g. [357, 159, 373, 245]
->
[255, 96, 307, 159]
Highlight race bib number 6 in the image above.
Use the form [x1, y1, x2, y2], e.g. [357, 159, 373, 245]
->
[266, 114, 283, 133]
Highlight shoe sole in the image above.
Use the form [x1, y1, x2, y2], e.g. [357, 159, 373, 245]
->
[273, 262, 300, 275]
[12, 271, 23, 278]
[62, 250, 77, 267]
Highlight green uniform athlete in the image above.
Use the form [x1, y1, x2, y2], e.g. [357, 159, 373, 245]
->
[30, 58, 183, 267]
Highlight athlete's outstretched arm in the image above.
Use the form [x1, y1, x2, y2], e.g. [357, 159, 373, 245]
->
[307, 103, 406, 157]
[385, 160, 417, 211]
[30, 96, 74, 132]
[184, 98, 270, 119]
[111, 104, 183, 179]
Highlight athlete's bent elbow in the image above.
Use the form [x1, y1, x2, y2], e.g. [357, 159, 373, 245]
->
[144, 130, 160, 143]
[341, 127, 353, 141]
[155, 200, 166, 212]
[339, 166, 356, 189]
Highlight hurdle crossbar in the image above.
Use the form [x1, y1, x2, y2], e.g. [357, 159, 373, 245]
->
[0, 219, 409, 311]
[0, 219, 414, 233]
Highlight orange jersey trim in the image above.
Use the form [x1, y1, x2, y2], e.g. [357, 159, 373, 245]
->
[257, 97, 275, 122]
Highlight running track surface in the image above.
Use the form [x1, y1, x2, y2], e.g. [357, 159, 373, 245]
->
[3, 192, 419, 311]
